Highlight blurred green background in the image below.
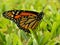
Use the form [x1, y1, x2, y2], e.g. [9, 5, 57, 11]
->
[0, 0, 60, 45]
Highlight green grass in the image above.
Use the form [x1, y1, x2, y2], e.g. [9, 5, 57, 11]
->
[0, 0, 60, 45]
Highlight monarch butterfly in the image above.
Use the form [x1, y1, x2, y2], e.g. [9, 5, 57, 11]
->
[3, 10, 44, 32]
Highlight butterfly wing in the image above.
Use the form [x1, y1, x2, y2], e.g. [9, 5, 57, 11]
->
[3, 10, 44, 32]
[15, 11, 39, 32]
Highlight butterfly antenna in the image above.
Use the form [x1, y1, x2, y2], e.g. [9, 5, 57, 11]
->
[41, 3, 48, 12]
[37, 4, 48, 20]
[41, 0, 50, 12]
[38, 4, 48, 16]
[39, 0, 50, 16]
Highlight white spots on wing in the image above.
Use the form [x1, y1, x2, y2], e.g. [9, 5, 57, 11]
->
[11, 15, 14, 17]
[16, 11, 19, 15]
[12, 11, 15, 14]
[13, 19, 16, 22]
[11, 18, 13, 20]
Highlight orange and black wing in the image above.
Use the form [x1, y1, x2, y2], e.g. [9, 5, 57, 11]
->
[3, 10, 44, 32]
[17, 11, 39, 32]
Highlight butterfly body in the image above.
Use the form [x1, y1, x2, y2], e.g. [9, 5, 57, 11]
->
[3, 10, 44, 32]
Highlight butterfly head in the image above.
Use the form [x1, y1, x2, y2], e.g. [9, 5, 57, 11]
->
[3, 11, 15, 20]
[39, 11, 44, 17]
[37, 11, 44, 20]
